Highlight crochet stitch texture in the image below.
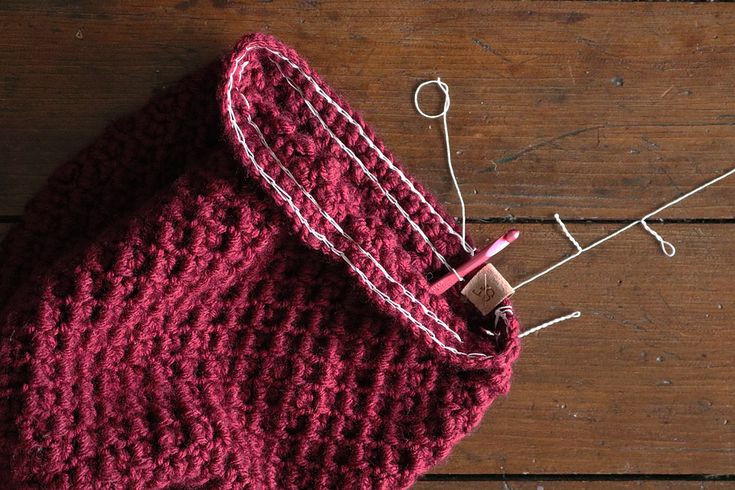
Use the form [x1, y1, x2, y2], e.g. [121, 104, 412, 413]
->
[0, 33, 520, 488]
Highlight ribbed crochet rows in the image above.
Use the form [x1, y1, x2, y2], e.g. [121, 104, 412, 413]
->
[0, 33, 520, 488]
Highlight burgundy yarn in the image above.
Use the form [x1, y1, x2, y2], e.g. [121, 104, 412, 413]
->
[0, 34, 520, 489]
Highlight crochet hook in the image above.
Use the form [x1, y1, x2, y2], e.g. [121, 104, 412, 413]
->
[429, 229, 520, 295]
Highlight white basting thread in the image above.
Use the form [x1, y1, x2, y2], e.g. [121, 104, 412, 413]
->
[226, 54, 496, 359]
[554, 213, 583, 252]
[245, 45, 475, 255]
[494, 305, 580, 338]
[494, 305, 514, 328]
[414, 78, 474, 257]
[242, 96, 463, 343]
[237, 59, 248, 83]
[269, 58, 462, 281]
[407, 77, 582, 341]
[490, 305, 515, 336]
[519, 311, 581, 338]
[514, 167, 735, 290]
[640, 219, 676, 257]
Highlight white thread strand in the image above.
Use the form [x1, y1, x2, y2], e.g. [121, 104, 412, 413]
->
[554, 213, 583, 252]
[249, 46, 474, 255]
[494, 305, 514, 329]
[269, 59, 462, 281]
[514, 167, 735, 290]
[519, 311, 581, 338]
[414, 78, 474, 256]
[244, 107, 463, 343]
[226, 53, 495, 358]
[640, 219, 676, 257]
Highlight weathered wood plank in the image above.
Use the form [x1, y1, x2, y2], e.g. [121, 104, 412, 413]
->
[426, 223, 734, 475]
[2, 1, 735, 218]
[415, 481, 734, 489]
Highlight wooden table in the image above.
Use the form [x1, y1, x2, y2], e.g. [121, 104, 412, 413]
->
[1, 2, 733, 488]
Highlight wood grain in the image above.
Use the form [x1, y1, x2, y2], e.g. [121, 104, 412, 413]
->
[415, 482, 734, 490]
[2, 1, 735, 219]
[429, 223, 734, 475]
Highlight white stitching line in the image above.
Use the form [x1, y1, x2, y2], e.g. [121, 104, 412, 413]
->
[267, 56, 461, 280]
[227, 56, 485, 357]
[226, 53, 492, 359]
[240, 93, 463, 343]
[238, 62, 462, 342]
[245, 45, 475, 255]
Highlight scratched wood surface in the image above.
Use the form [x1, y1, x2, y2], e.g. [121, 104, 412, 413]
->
[1, 0, 733, 486]
[414, 482, 734, 489]
[2, 1, 735, 219]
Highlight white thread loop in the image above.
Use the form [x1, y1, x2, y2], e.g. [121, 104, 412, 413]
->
[414, 78, 473, 256]
[414, 78, 451, 119]
[493, 305, 514, 329]
[519, 311, 581, 338]
[640, 219, 676, 257]
[554, 213, 583, 252]
[482, 305, 514, 337]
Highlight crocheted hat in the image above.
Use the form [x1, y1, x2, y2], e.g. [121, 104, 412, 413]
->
[0, 33, 520, 488]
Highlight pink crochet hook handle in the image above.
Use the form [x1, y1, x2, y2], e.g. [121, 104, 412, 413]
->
[429, 229, 520, 295]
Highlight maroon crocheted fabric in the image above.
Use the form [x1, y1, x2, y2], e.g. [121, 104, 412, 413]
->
[0, 33, 520, 488]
